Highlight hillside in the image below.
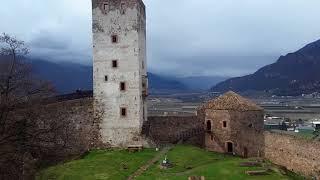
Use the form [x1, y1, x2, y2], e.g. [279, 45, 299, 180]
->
[148, 72, 188, 94]
[31, 60, 93, 94]
[211, 39, 320, 96]
[178, 76, 228, 91]
[29, 60, 188, 94]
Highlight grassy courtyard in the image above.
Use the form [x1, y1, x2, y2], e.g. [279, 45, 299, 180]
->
[36, 149, 157, 180]
[37, 145, 303, 180]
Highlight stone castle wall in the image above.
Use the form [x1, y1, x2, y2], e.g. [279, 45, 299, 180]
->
[43, 98, 203, 148]
[264, 131, 320, 178]
[43, 98, 104, 151]
[146, 116, 203, 145]
[40, 97, 320, 178]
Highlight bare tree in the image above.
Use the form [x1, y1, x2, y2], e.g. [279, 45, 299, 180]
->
[0, 33, 103, 179]
[0, 33, 73, 179]
[0, 33, 53, 179]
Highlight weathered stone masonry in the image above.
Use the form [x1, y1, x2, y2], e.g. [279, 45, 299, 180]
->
[264, 131, 320, 178]
[92, 0, 148, 147]
[146, 116, 203, 145]
[44, 96, 320, 178]
[198, 92, 265, 158]
[40, 98, 104, 154]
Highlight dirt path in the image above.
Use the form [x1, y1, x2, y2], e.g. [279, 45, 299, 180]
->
[127, 146, 173, 180]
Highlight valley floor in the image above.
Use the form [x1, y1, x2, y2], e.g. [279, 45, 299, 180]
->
[37, 145, 303, 180]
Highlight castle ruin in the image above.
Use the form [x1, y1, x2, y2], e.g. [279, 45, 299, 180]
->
[87, 1, 319, 177]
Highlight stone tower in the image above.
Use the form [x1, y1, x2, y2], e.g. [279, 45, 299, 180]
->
[92, 0, 148, 147]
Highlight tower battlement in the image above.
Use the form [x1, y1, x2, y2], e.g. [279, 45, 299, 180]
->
[92, 0, 145, 14]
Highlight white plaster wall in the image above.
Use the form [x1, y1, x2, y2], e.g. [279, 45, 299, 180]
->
[92, 0, 147, 147]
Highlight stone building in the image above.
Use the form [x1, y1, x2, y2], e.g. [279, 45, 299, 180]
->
[198, 91, 264, 158]
[92, 0, 148, 147]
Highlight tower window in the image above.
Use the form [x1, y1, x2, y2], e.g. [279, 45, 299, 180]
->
[223, 121, 227, 128]
[104, 75, 108, 81]
[111, 35, 118, 43]
[120, 82, 126, 91]
[112, 60, 118, 68]
[120, 107, 127, 117]
[206, 120, 212, 131]
[103, 3, 109, 12]
[120, 2, 126, 14]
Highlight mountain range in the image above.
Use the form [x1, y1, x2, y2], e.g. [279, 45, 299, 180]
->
[31, 60, 93, 94]
[5, 38, 319, 96]
[177, 76, 229, 91]
[211, 39, 320, 96]
[28, 60, 226, 94]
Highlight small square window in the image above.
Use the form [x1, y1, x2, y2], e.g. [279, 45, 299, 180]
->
[112, 60, 118, 68]
[120, 107, 127, 117]
[103, 3, 109, 12]
[104, 75, 108, 81]
[120, 82, 126, 91]
[223, 121, 227, 128]
[111, 35, 118, 43]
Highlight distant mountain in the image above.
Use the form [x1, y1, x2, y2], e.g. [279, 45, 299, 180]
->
[148, 72, 188, 94]
[177, 76, 229, 91]
[28, 60, 189, 94]
[211, 39, 320, 96]
[31, 60, 93, 94]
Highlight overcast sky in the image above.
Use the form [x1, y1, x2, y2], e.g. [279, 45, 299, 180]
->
[1, 0, 320, 77]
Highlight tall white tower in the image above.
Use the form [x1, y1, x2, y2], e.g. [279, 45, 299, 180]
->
[92, 0, 148, 147]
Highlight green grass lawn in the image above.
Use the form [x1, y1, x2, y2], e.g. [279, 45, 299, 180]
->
[36, 149, 157, 180]
[37, 145, 303, 180]
[137, 145, 303, 180]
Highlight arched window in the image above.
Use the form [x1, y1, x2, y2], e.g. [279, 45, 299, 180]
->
[226, 142, 233, 153]
[206, 120, 212, 131]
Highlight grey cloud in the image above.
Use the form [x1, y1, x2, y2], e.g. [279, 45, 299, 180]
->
[30, 31, 71, 50]
[1, 0, 320, 76]
[149, 54, 278, 77]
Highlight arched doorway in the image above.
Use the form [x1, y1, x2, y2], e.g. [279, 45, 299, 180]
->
[243, 147, 248, 158]
[226, 142, 233, 153]
[206, 120, 212, 131]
